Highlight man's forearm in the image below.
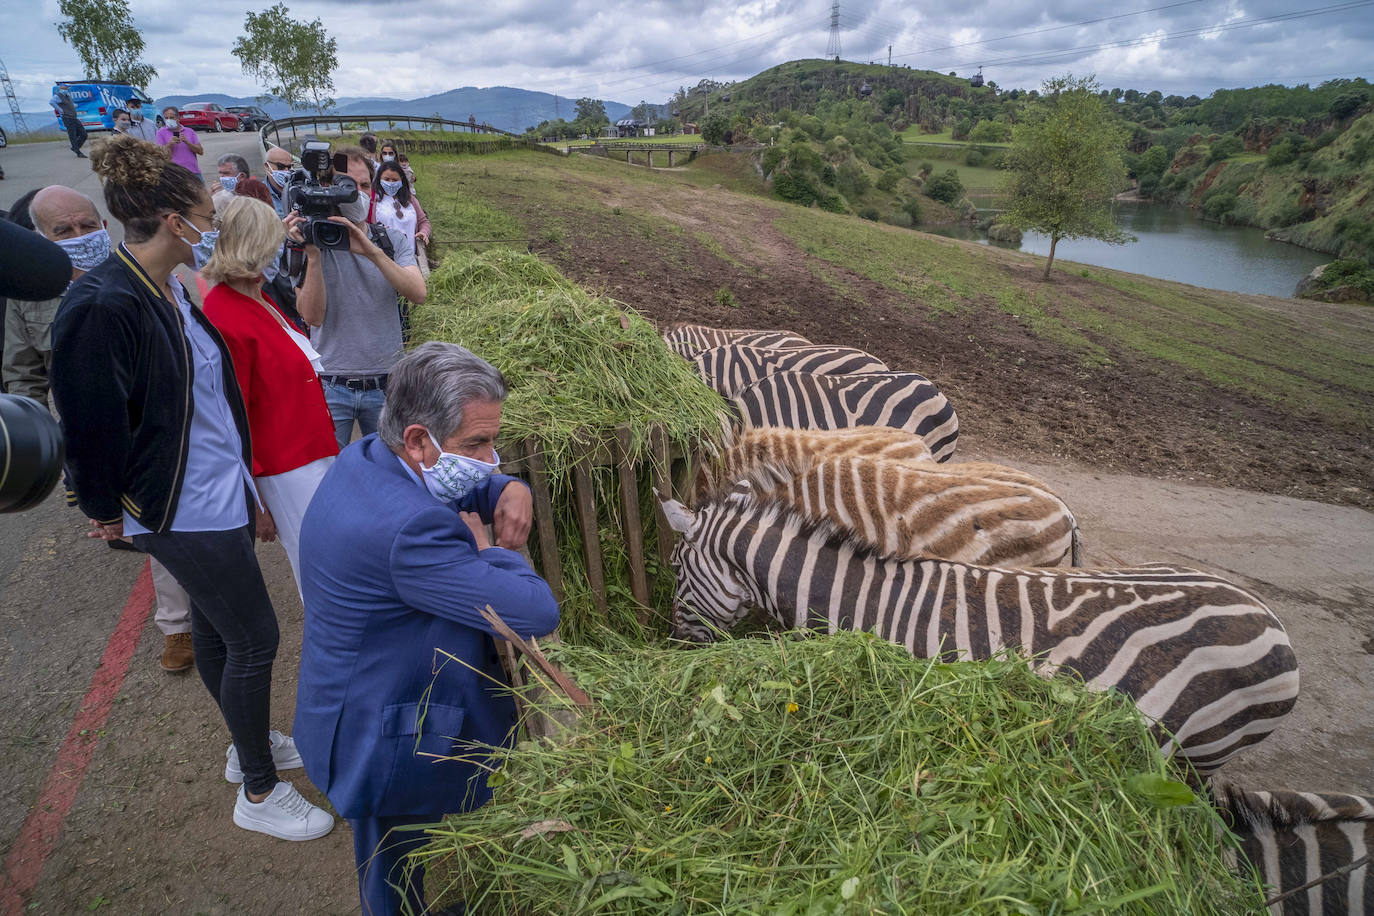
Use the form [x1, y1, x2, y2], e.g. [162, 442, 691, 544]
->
[296, 254, 327, 326]
[370, 254, 426, 303]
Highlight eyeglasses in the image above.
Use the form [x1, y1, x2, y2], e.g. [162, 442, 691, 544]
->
[267, 161, 293, 170]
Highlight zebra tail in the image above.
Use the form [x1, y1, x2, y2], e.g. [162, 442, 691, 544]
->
[1071, 524, 1083, 567]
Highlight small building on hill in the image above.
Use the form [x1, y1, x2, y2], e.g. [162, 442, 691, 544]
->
[614, 118, 648, 138]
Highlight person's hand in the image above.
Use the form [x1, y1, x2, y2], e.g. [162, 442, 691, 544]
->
[209, 179, 223, 194]
[87, 518, 124, 541]
[492, 481, 532, 550]
[283, 213, 307, 244]
[256, 508, 278, 543]
[417, 232, 430, 247]
[460, 511, 492, 550]
[326, 216, 382, 260]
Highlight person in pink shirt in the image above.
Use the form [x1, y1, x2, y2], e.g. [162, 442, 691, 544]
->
[156, 106, 205, 176]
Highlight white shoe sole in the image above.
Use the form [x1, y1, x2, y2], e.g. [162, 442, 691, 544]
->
[232, 806, 334, 841]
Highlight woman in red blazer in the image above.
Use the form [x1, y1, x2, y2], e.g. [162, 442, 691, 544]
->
[201, 196, 338, 595]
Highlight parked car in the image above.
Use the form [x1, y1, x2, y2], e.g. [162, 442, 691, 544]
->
[49, 81, 160, 131]
[226, 105, 272, 130]
[174, 103, 243, 132]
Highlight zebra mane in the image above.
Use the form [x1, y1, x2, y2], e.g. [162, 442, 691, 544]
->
[1215, 785, 1374, 830]
[701, 486, 902, 565]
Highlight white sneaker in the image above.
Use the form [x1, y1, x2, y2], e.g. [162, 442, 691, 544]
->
[232, 781, 334, 841]
[225, 730, 304, 783]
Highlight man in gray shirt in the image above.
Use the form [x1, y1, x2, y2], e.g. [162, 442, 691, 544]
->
[288, 145, 426, 448]
[123, 97, 159, 142]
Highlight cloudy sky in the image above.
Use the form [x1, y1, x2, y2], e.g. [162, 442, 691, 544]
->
[3, 0, 1370, 110]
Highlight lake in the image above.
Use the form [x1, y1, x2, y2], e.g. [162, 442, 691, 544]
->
[919, 201, 1330, 298]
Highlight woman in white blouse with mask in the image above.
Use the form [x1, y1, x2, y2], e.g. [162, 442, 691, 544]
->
[372, 160, 432, 271]
[201, 197, 338, 595]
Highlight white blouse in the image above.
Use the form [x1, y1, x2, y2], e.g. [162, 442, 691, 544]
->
[373, 193, 417, 241]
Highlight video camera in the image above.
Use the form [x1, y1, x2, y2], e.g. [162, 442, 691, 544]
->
[284, 140, 358, 251]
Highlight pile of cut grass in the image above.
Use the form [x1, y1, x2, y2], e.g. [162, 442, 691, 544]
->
[418, 632, 1264, 915]
[409, 249, 729, 642]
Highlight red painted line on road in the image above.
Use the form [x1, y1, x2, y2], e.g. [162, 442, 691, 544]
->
[0, 560, 156, 915]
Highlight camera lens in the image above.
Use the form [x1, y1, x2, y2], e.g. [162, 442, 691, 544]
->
[0, 395, 65, 513]
[313, 220, 347, 249]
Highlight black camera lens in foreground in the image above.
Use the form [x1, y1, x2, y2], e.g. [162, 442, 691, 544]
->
[0, 395, 65, 513]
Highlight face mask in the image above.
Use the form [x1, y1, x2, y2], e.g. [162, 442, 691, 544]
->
[268, 167, 291, 188]
[165, 118, 179, 129]
[419, 431, 499, 503]
[382, 154, 396, 162]
[380, 179, 403, 197]
[177, 217, 218, 270]
[261, 258, 279, 285]
[338, 194, 369, 223]
[53, 227, 111, 271]
[114, 121, 130, 132]
[219, 175, 239, 192]
[129, 108, 143, 120]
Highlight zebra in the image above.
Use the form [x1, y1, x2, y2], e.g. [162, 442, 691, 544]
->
[731, 371, 959, 462]
[662, 324, 812, 359]
[657, 490, 1299, 777]
[696, 426, 934, 497]
[1215, 785, 1372, 914]
[738, 455, 1082, 567]
[692, 344, 890, 398]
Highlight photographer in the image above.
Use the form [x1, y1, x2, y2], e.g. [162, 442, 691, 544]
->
[156, 106, 204, 176]
[288, 144, 426, 448]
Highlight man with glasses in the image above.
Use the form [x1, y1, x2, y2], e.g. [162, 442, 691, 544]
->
[124, 98, 159, 142]
[263, 145, 295, 217]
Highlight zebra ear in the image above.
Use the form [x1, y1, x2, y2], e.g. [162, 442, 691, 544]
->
[658, 495, 696, 534]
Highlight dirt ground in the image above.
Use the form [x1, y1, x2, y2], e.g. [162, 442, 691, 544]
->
[0, 150, 1370, 913]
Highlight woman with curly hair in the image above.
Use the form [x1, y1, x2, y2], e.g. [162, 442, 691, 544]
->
[49, 134, 333, 842]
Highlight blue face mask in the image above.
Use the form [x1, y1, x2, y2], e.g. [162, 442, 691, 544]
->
[380, 179, 403, 197]
[178, 218, 218, 270]
[419, 430, 499, 503]
[219, 175, 239, 192]
[52, 227, 111, 271]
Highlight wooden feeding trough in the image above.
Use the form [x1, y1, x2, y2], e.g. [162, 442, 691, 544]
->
[496, 424, 700, 630]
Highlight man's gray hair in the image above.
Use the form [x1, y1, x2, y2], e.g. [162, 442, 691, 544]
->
[218, 153, 252, 176]
[378, 342, 507, 448]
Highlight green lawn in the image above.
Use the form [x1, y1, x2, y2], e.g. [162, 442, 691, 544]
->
[561, 134, 707, 148]
[901, 126, 1011, 148]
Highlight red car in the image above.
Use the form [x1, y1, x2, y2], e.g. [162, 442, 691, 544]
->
[173, 102, 244, 132]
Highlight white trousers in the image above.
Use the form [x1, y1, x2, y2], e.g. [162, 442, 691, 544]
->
[151, 557, 192, 635]
[256, 456, 334, 599]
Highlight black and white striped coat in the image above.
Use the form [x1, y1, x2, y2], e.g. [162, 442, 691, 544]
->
[659, 492, 1299, 777]
[662, 325, 812, 359]
[693, 345, 890, 398]
[732, 371, 959, 462]
[1217, 786, 1372, 914]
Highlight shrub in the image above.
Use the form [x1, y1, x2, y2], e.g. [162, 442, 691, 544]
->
[1316, 259, 1374, 297]
[918, 161, 934, 177]
[901, 196, 922, 224]
[924, 169, 965, 204]
[761, 146, 784, 177]
[965, 148, 985, 167]
[836, 161, 871, 198]
[715, 286, 738, 308]
[1207, 135, 1243, 163]
[1201, 191, 1239, 222]
[858, 206, 881, 221]
[1266, 139, 1297, 167]
[772, 171, 819, 206]
[876, 166, 905, 192]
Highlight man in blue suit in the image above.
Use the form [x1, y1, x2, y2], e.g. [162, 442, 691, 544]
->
[295, 342, 559, 915]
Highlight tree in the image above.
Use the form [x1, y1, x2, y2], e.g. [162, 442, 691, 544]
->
[701, 113, 729, 145]
[56, 0, 157, 87]
[232, 3, 338, 115]
[575, 97, 608, 125]
[1004, 75, 1132, 281]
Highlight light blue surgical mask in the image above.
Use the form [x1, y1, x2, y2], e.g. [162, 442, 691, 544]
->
[219, 175, 239, 192]
[178, 218, 218, 270]
[52, 227, 111, 271]
[419, 430, 499, 503]
[380, 179, 403, 197]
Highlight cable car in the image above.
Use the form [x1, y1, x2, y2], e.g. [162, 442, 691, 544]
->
[970, 67, 984, 88]
[859, 81, 873, 98]
[671, 108, 680, 117]
[722, 92, 731, 103]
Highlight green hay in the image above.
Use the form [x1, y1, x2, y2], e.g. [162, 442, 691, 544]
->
[417, 632, 1265, 915]
[409, 249, 728, 643]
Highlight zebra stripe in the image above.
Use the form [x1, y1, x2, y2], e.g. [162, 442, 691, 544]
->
[731, 371, 959, 461]
[1217, 786, 1373, 914]
[692, 344, 890, 398]
[665, 494, 1298, 777]
[662, 324, 812, 359]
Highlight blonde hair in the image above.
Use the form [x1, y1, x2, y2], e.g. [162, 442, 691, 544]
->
[201, 196, 285, 287]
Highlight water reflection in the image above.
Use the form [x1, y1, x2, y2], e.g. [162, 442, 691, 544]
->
[918, 202, 1330, 297]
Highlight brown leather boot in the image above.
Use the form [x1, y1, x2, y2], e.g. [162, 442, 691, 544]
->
[160, 633, 194, 673]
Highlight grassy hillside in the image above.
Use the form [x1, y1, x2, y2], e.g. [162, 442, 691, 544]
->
[410, 148, 1373, 508]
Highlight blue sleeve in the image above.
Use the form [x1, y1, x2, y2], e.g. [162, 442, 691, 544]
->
[455, 473, 525, 522]
[389, 502, 559, 639]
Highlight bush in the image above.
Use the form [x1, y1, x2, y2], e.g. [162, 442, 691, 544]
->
[965, 148, 984, 167]
[876, 166, 905, 192]
[924, 169, 965, 204]
[1207, 135, 1243, 163]
[1316, 259, 1374, 297]
[901, 196, 923, 224]
[918, 161, 934, 177]
[1266, 139, 1298, 167]
[858, 206, 882, 221]
[836, 161, 871, 198]
[715, 286, 738, 308]
[1201, 191, 1239, 222]
[1138, 174, 1161, 197]
[761, 146, 784, 177]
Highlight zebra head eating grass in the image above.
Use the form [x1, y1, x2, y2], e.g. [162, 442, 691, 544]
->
[692, 344, 890, 398]
[1215, 785, 1373, 914]
[731, 371, 959, 461]
[659, 489, 1299, 778]
[662, 324, 812, 359]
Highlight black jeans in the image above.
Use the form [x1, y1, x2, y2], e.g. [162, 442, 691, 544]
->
[131, 524, 280, 795]
[64, 121, 86, 154]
